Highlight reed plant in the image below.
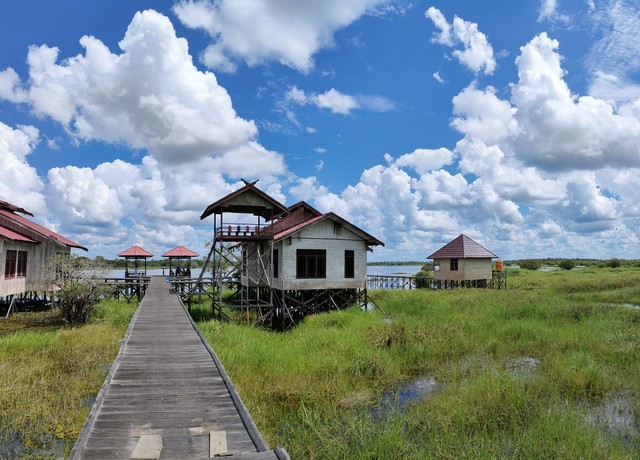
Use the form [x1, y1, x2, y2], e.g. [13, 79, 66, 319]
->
[196, 267, 640, 459]
[0, 299, 136, 458]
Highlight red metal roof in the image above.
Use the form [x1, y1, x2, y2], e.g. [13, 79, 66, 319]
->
[162, 246, 198, 258]
[0, 225, 38, 243]
[118, 245, 154, 258]
[0, 200, 33, 216]
[428, 234, 496, 259]
[273, 212, 384, 247]
[0, 208, 87, 251]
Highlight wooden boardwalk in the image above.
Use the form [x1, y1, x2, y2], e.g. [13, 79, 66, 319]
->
[71, 276, 288, 460]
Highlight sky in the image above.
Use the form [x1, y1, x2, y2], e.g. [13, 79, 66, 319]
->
[1, 0, 640, 262]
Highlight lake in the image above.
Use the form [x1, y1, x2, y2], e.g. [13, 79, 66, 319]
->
[105, 265, 425, 278]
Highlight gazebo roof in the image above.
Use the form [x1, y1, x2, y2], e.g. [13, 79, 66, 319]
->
[162, 246, 198, 258]
[118, 245, 154, 258]
[428, 234, 496, 259]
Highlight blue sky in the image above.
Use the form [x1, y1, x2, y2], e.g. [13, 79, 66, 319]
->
[2, 0, 640, 261]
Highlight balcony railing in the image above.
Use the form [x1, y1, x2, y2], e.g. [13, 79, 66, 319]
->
[215, 223, 273, 240]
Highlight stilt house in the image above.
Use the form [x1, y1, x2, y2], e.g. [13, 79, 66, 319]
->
[428, 234, 496, 288]
[0, 200, 87, 298]
[200, 180, 384, 327]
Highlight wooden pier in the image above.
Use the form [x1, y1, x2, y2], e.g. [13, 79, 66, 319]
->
[70, 276, 288, 460]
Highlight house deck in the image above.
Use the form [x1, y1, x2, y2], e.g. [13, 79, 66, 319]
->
[70, 276, 288, 460]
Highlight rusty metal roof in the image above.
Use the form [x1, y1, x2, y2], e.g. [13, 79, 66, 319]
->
[200, 180, 289, 220]
[118, 245, 154, 258]
[0, 200, 33, 216]
[162, 246, 198, 258]
[428, 234, 496, 259]
[0, 225, 38, 243]
[0, 208, 87, 251]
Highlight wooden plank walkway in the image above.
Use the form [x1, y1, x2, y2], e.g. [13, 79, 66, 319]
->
[71, 276, 288, 460]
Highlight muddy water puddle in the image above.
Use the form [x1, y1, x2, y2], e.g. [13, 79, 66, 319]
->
[586, 393, 638, 445]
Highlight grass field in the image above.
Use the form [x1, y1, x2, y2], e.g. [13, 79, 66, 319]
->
[194, 267, 640, 459]
[0, 299, 136, 458]
[1, 267, 638, 458]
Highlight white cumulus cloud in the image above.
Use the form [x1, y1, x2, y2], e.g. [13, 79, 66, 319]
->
[174, 0, 391, 73]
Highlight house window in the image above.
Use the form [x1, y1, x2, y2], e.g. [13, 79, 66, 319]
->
[296, 249, 326, 279]
[450, 259, 459, 271]
[344, 250, 355, 278]
[4, 250, 17, 279]
[17, 251, 27, 278]
[273, 249, 279, 279]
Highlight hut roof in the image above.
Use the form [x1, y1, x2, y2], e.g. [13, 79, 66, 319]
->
[273, 212, 384, 247]
[428, 234, 496, 259]
[0, 207, 87, 251]
[162, 246, 198, 258]
[118, 245, 154, 258]
[200, 179, 289, 221]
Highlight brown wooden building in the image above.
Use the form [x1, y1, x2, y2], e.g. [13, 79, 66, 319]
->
[428, 234, 497, 288]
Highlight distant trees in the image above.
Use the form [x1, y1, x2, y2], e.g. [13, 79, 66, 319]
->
[46, 254, 109, 324]
[559, 259, 576, 270]
[606, 258, 621, 269]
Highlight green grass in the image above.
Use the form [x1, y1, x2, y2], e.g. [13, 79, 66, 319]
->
[0, 299, 137, 458]
[195, 267, 640, 459]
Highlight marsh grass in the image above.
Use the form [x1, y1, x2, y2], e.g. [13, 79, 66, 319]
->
[196, 267, 640, 459]
[0, 299, 136, 458]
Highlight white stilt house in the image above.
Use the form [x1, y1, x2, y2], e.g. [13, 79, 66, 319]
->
[200, 180, 384, 328]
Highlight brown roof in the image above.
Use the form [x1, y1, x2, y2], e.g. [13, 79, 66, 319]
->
[162, 246, 198, 258]
[200, 180, 289, 220]
[0, 208, 87, 251]
[118, 245, 154, 258]
[428, 234, 496, 259]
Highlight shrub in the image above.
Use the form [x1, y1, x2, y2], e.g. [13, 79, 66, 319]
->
[519, 259, 542, 270]
[559, 259, 576, 270]
[46, 254, 109, 324]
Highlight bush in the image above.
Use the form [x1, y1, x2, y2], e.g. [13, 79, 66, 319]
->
[606, 258, 621, 269]
[519, 259, 542, 270]
[559, 259, 576, 270]
[46, 254, 109, 324]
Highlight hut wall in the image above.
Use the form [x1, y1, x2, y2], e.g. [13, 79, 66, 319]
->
[240, 220, 368, 290]
[434, 258, 492, 281]
[273, 220, 367, 290]
[0, 237, 68, 297]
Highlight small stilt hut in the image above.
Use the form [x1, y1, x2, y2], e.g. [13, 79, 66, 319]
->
[163, 246, 198, 277]
[118, 245, 153, 278]
[428, 234, 497, 288]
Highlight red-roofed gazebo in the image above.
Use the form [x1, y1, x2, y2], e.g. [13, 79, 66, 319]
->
[118, 245, 154, 278]
[163, 246, 198, 277]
